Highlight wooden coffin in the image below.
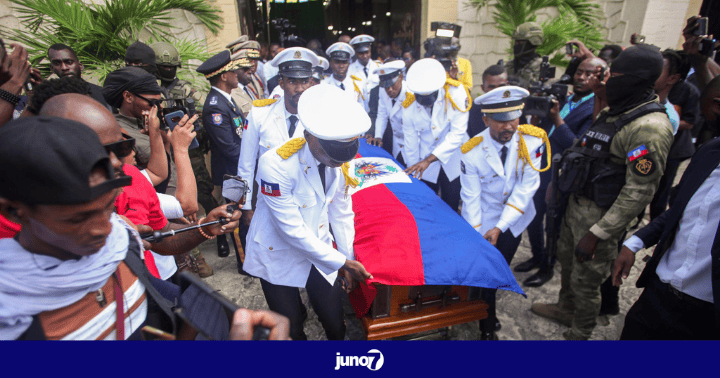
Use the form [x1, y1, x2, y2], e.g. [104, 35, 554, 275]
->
[361, 284, 488, 340]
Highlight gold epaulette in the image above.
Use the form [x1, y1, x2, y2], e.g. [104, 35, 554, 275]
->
[350, 75, 362, 81]
[445, 76, 462, 87]
[518, 124, 547, 140]
[461, 136, 483, 154]
[402, 93, 415, 108]
[253, 98, 278, 107]
[276, 138, 306, 160]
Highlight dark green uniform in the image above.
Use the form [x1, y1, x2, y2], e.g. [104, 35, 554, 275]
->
[506, 56, 543, 89]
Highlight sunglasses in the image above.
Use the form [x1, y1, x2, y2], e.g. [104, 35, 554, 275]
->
[133, 93, 163, 108]
[104, 133, 136, 158]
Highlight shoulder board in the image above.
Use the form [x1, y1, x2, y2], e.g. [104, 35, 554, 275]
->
[253, 98, 278, 107]
[445, 77, 462, 88]
[402, 93, 415, 108]
[276, 138, 306, 160]
[518, 124, 547, 140]
[461, 136, 483, 154]
[350, 75, 362, 82]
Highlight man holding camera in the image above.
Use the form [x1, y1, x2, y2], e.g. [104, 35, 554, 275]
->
[530, 45, 674, 340]
[517, 57, 608, 288]
[506, 22, 545, 89]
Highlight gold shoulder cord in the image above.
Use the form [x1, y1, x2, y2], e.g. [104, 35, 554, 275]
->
[341, 162, 360, 198]
[515, 124, 551, 173]
[402, 93, 415, 108]
[351, 75, 366, 101]
[276, 138, 306, 159]
[443, 79, 472, 114]
[253, 98, 278, 107]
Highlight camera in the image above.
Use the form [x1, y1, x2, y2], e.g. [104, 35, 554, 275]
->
[565, 43, 577, 55]
[271, 18, 295, 47]
[424, 22, 462, 71]
[524, 56, 569, 118]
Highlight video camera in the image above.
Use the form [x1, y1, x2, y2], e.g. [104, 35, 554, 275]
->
[688, 17, 718, 58]
[524, 56, 570, 118]
[272, 18, 296, 47]
[424, 22, 461, 71]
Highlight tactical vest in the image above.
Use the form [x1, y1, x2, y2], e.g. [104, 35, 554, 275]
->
[557, 102, 665, 208]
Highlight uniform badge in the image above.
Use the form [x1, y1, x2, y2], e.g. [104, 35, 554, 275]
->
[273, 94, 281, 99]
[212, 113, 222, 125]
[243, 118, 249, 130]
[536, 145, 544, 158]
[627, 144, 648, 162]
[233, 117, 243, 137]
[503, 90, 511, 98]
[633, 158, 655, 176]
[294, 50, 302, 59]
[260, 180, 281, 196]
[209, 96, 218, 105]
[461, 161, 466, 174]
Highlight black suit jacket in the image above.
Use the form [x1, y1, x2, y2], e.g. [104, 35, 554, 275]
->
[634, 137, 720, 311]
[202, 88, 245, 186]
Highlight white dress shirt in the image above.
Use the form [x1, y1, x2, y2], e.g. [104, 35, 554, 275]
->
[623, 163, 720, 302]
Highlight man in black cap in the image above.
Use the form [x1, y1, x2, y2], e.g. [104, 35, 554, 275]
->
[125, 41, 157, 75]
[531, 44, 674, 340]
[102, 66, 172, 193]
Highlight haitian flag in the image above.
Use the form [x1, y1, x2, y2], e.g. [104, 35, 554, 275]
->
[349, 140, 524, 317]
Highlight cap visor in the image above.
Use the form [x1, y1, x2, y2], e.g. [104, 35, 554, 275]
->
[487, 110, 523, 122]
[379, 75, 399, 88]
[318, 139, 360, 163]
[281, 70, 313, 79]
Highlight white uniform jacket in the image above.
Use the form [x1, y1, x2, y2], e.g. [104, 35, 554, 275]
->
[460, 128, 543, 237]
[401, 84, 469, 183]
[237, 97, 305, 210]
[349, 59, 380, 89]
[323, 74, 369, 112]
[375, 81, 410, 163]
[243, 141, 355, 287]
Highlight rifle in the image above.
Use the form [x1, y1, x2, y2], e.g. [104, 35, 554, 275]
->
[545, 153, 565, 266]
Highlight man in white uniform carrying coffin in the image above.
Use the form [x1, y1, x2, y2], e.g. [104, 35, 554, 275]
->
[243, 84, 373, 340]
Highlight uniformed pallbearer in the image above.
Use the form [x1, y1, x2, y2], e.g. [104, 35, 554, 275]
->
[372, 60, 410, 165]
[237, 47, 319, 227]
[402, 58, 470, 212]
[324, 42, 369, 111]
[243, 84, 373, 340]
[460, 86, 548, 340]
[349, 34, 380, 88]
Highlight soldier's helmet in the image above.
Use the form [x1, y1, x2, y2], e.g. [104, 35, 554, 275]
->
[151, 42, 181, 67]
[513, 22, 544, 46]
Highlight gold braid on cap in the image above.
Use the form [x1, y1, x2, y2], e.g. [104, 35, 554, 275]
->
[350, 75, 365, 100]
[253, 98, 278, 107]
[443, 80, 472, 113]
[461, 135, 483, 154]
[402, 92, 415, 108]
[205, 59, 242, 79]
[277, 138, 306, 159]
[516, 124, 551, 173]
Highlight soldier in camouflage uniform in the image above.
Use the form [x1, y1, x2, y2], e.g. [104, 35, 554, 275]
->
[531, 45, 674, 340]
[505, 22, 544, 89]
[152, 42, 221, 277]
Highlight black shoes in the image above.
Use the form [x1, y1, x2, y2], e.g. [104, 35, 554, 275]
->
[514, 258, 540, 273]
[523, 268, 554, 287]
[479, 319, 500, 340]
[217, 234, 230, 257]
[480, 331, 499, 340]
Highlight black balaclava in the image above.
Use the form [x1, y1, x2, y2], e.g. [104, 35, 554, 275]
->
[605, 44, 664, 116]
[513, 41, 539, 71]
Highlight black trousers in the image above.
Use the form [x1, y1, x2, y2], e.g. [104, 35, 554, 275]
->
[480, 230, 523, 330]
[620, 276, 720, 340]
[526, 168, 552, 269]
[259, 265, 346, 340]
[649, 158, 682, 220]
[422, 167, 461, 212]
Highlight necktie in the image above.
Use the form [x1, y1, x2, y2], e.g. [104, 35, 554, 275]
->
[318, 163, 326, 192]
[288, 115, 298, 138]
[340, 83, 345, 91]
[363, 67, 368, 78]
[392, 99, 396, 107]
[500, 146, 508, 166]
[244, 87, 253, 99]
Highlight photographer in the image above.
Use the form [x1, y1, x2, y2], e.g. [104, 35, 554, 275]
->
[516, 57, 608, 288]
[0, 40, 33, 127]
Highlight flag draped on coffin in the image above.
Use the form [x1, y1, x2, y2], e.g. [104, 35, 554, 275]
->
[348, 140, 524, 317]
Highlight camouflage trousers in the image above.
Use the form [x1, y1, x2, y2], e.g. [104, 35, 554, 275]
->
[556, 194, 621, 339]
[189, 147, 218, 215]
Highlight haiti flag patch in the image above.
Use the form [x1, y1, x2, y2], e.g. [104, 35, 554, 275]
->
[260, 180, 281, 196]
[627, 145, 648, 162]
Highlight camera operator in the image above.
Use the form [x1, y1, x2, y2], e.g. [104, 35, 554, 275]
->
[516, 57, 608, 288]
[507, 22, 545, 89]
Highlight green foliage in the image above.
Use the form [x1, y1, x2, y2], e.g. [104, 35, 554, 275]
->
[2, 0, 221, 84]
[468, 0, 606, 67]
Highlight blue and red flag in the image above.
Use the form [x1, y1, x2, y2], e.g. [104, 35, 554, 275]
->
[349, 140, 524, 317]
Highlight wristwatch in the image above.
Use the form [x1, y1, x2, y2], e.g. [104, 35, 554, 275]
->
[0, 88, 20, 106]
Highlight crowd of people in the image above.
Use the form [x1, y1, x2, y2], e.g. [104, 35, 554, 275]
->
[0, 13, 719, 340]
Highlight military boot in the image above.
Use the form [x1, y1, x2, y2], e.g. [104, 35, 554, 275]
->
[190, 249, 214, 278]
[530, 302, 574, 327]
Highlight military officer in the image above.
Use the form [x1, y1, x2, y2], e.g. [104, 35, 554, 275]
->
[506, 22, 544, 89]
[237, 47, 319, 224]
[324, 42, 369, 111]
[228, 39, 268, 100]
[226, 49, 256, 118]
[349, 35, 380, 88]
[372, 60, 410, 165]
[402, 58, 470, 212]
[460, 86, 547, 340]
[243, 84, 373, 340]
[531, 44, 674, 340]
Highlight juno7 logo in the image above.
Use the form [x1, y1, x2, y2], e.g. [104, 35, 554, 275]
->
[334, 349, 384, 371]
